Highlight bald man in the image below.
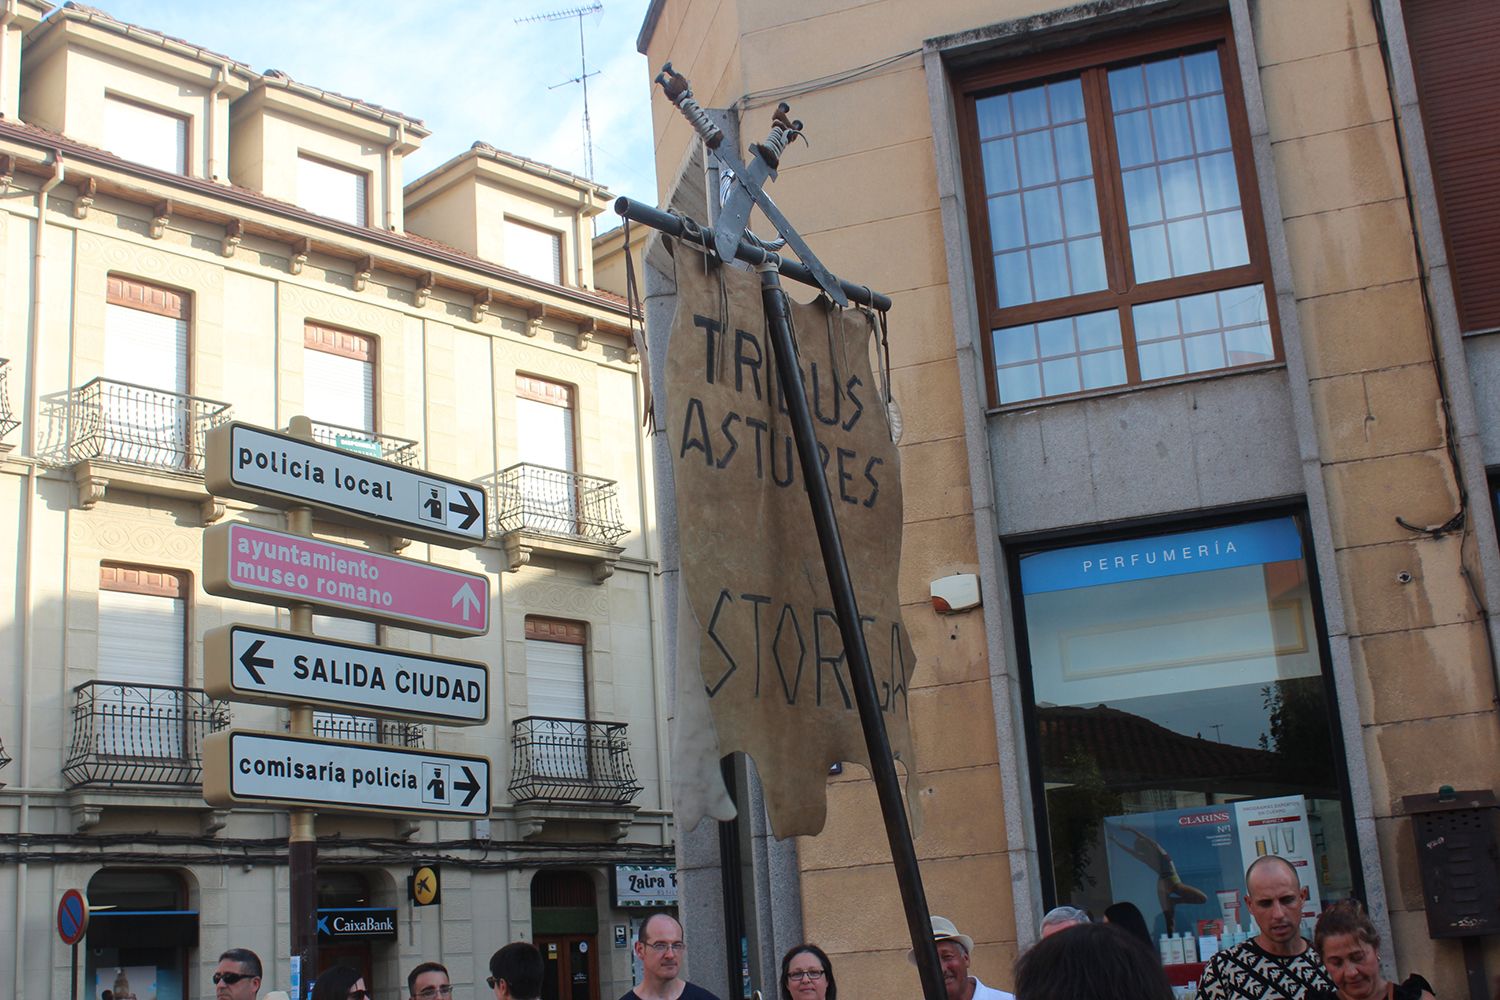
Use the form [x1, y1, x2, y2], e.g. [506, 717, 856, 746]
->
[1199, 856, 1334, 1000]
[619, 913, 722, 1000]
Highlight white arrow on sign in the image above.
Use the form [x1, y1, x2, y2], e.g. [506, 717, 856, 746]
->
[204, 730, 491, 818]
[451, 583, 482, 622]
[206, 625, 490, 725]
[206, 422, 488, 548]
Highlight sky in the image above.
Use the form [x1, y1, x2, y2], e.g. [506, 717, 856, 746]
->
[98, 0, 659, 224]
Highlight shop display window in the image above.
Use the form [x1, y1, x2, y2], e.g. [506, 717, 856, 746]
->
[85, 869, 194, 1000]
[1014, 514, 1359, 941]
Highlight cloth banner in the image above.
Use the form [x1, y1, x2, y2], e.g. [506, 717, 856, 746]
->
[666, 255, 920, 838]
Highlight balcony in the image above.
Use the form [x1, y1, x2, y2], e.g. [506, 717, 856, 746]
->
[304, 420, 419, 467]
[49, 378, 233, 516]
[311, 713, 425, 748]
[484, 463, 628, 581]
[0, 733, 11, 788]
[63, 680, 229, 789]
[0, 357, 18, 450]
[510, 716, 642, 805]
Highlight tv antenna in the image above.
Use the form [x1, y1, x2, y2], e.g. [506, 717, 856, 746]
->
[515, 1, 604, 180]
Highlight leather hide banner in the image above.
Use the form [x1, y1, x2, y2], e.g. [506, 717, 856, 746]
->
[666, 256, 921, 839]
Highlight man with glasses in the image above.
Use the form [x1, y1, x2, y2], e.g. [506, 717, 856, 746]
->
[620, 912, 721, 1000]
[410, 961, 453, 1000]
[214, 948, 263, 1000]
[488, 941, 544, 1000]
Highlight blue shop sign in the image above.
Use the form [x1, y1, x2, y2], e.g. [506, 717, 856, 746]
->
[1019, 516, 1303, 595]
[317, 907, 397, 940]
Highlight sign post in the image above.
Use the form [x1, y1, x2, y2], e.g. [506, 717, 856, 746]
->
[201, 415, 493, 997]
[57, 888, 89, 1000]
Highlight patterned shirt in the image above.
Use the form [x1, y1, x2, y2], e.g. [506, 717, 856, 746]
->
[1199, 940, 1334, 1000]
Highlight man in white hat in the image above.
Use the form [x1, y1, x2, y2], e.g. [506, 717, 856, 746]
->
[909, 916, 1014, 1000]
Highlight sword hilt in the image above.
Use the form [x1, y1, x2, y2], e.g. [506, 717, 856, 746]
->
[751, 102, 803, 170]
[654, 62, 723, 149]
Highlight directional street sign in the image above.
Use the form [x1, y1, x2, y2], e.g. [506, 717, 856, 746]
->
[204, 730, 491, 818]
[206, 423, 488, 547]
[203, 522, 489, 637]
[206, 625, 490, 724]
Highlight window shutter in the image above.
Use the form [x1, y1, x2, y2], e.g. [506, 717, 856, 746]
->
[515, 377, 575, 472]
[525, 638, 587, 719]
[104, 303, 188, 394]
[303, 337, 375, 432]
[297, 155, 369, 226]
[98, 588, 186, 688]
[103, 96, 187, 174]
[504, 219, 564, 284]
[1404, 0, 1500, 332]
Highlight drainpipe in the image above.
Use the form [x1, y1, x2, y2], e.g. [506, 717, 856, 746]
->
[0, 0, 15, 121]
[207, 61, 232, 182]
[383, 118, 405, 231]
[15, 149, 64, 1000]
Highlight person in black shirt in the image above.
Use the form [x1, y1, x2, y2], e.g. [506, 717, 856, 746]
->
[489, 942, 544, 1000]
[618, 913, 722, 1000]
[1199, 856, 1333, 1000]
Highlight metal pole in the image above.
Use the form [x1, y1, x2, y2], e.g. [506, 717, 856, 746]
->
[71, 941, 78, 1000]
[754, 262, 946, 1000]
[286, 415, 319, 992]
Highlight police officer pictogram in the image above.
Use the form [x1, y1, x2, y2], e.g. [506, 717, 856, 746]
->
[422, 762, 451, 804]
[418, 481, 448, 525]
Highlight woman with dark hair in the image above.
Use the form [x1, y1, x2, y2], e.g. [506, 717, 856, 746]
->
[1016, 922, 1172, 1000]
[1311, 901, 1434, 1000]
[1104, 901, 1155, 951]
[780, 944, 837, 1000]
[311, 965, 369, 1000]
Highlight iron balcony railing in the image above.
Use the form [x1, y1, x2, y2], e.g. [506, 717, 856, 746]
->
[304, 420, 420, 467]
[61, 377, 232, 474]
[63, 680, 230, 788]
[509, 716, 643, 805]
[0, 357, 18, 444]
[486, 463, 628, 546]
[311, 713, 425, 748]
[0, 733, 11, 787]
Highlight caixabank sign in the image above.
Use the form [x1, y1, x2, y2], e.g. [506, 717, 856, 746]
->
[317, 908, 397, 941]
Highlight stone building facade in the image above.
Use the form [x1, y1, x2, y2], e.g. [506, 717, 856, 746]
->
[0, 4, 672, 1000]
[636, 1, 1500, 998]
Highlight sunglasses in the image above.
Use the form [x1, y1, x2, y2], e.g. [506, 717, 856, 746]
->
[349, 992, 370, 1000]
[213, 972, 257, 985]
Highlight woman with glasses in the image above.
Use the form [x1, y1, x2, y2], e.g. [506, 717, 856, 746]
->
[780, 945, 837, 1000]
[312, 965, 370, 1000]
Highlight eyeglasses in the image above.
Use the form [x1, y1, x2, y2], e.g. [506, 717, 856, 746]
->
[349, 991, 370, 1000]
[645, 942, 687, 954]
[416, 988, 455, 998]
[213, 972, 256, 986]
[488, 977, 500, 990]
[788, 971, 826, 982]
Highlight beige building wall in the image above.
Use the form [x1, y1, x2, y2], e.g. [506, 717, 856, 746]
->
[641, 0, 1500, 997]
[0, 7, 671, 1000]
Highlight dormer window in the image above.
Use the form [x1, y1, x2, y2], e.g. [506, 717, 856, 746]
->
[103, 95, 187, 174]
[504, 218, 564, 284]
[296, 154, 369, 226]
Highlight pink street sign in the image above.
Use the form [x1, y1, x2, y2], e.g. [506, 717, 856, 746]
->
[204, 523, 489, 637]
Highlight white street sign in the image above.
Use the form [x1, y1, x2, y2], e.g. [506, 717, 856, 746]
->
[206, 625, 489, 724]
[204, 731, 490, 818]
[206, 422, 487, 547]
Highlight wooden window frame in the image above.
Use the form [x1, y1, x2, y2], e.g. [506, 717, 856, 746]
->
[525, 616, 588, 645]
[107, 275, 191, 321]
[956, 14, 1281, 409]
[100, 563, 188, 599]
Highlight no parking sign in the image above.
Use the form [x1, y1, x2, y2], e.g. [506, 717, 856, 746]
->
[57, 888, 89, 945]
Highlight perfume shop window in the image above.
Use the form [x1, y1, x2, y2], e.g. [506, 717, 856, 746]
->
[1015, 514, 1358, 946]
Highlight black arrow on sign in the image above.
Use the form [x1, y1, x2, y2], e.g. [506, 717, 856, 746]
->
[455, 766, 481, 808]
[240, 638, 274, 685]
[449, 491, 480, 531]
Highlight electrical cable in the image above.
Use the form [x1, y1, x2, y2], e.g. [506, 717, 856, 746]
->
[737, 48, 921, 112]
